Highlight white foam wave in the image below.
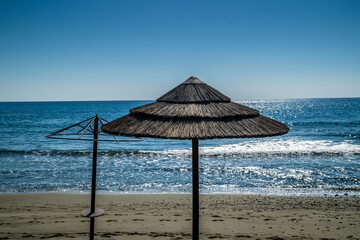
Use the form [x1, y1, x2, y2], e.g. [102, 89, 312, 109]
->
[157, 139, 360, 157]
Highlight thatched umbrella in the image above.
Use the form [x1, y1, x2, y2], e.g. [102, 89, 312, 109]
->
[101, 76, 289, 239]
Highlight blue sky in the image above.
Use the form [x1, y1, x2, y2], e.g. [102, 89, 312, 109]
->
[0, 0, 359, 101]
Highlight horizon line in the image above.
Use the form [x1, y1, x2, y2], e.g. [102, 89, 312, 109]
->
[0, 96, 359, 103]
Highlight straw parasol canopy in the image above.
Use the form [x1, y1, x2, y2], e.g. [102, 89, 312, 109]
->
[101, 76, 289, 239]
[102, 76, 288, 139]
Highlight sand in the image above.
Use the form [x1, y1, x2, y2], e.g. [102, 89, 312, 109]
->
[0, 193, 359, 239]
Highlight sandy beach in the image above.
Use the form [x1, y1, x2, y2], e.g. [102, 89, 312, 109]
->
[0, 193, 359, 239]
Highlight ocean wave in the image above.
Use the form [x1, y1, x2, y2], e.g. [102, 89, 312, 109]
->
[159, 139, 360, 158]
[0, 149, 149, 157]
[1, 139, 360, 158]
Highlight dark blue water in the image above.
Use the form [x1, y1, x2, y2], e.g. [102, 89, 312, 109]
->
[0, 99, 359, 196]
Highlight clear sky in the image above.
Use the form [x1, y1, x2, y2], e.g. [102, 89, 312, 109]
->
[0, 0, 359, 101]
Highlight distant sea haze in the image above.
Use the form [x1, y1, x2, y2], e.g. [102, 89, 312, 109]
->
[0, 98, 359, 196]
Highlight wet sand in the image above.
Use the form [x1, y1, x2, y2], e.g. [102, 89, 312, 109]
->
[0, 193, 359, 239]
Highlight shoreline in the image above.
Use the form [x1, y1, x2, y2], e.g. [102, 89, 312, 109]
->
[0, 193, 359, 239]
[1, 189, 359, 197]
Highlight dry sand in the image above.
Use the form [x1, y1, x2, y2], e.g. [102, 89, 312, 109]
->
[0, 193, 359, 239]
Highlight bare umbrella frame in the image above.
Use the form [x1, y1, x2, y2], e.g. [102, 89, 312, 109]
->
[101, 76, 289, 240]
[45, 115, 143, 240]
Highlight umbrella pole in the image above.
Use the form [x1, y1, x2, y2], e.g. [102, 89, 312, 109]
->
[192, 139, 199, 240]
[90, 116, 99, 240]
[78, 116, 104, 239]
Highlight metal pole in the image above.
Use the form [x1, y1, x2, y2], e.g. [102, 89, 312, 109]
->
[90, 116, 99, 240]
[90, 218, 95, 240]
[192, 139, 199, 240]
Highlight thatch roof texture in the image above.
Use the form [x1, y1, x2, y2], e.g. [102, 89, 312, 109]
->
[157, 77, 231, 103]
[101, 76, 289, 139]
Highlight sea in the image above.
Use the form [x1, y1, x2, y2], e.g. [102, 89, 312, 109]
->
[0, 98, 359, 196]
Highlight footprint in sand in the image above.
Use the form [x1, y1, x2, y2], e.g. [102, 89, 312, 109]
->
[236, 235, 251, 238]
[212, 219, 224, 222]
[100, 233, 113, 238]
[22, 234, 34, 238]
[40, 233, 66, 239]
[208, 235, 223, 239]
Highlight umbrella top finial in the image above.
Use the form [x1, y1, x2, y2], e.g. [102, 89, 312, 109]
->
[182, 76, 204, 84]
